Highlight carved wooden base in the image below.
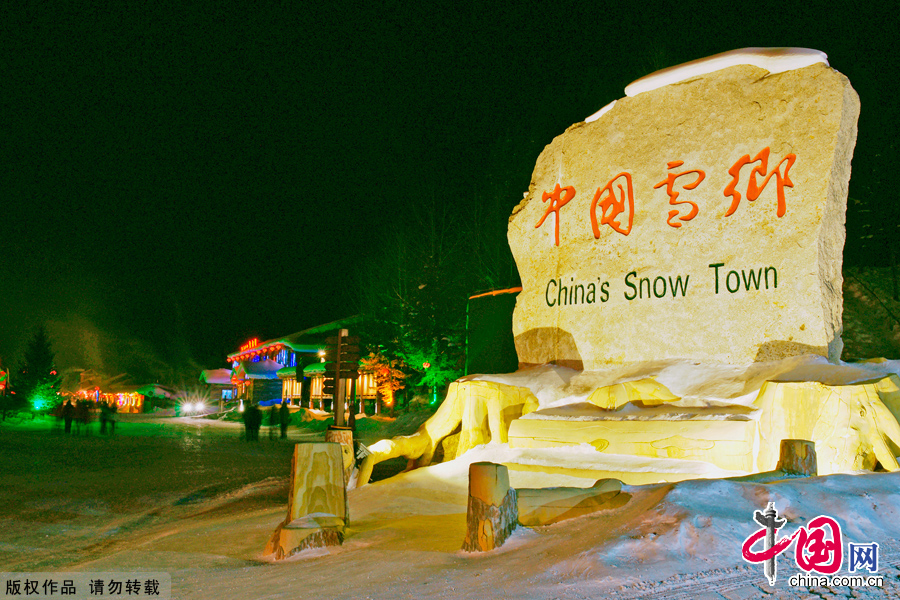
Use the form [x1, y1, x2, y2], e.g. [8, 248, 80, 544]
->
[268, 523, 344, 560]
[461, 488, 518, 552]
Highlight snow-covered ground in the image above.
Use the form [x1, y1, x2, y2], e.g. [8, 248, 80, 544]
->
[3, 413, 898, 599]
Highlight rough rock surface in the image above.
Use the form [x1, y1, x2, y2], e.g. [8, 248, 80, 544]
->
[509, 61, 860, 368]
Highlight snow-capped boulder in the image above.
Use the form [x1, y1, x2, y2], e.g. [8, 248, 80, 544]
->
[508, 49, 860, 368]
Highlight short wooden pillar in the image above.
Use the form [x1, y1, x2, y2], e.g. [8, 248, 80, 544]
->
[265, 442, 347, 559]
[325, 426, 354, 478]
[462, 462, 518, 552]
[325, 425, 354, 517]
[777, 439, 817, 476]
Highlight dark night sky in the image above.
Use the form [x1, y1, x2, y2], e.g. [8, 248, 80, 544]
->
[2, 1, 897, 383]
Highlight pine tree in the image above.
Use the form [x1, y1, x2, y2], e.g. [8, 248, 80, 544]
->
[16, 325, 62, 415]
[358, 197, 468, 402]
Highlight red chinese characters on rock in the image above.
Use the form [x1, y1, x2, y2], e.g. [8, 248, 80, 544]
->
[535, 183, 576, 246]
[724, 147, 797, 217]
[533, 148, 798, 244]
[654, 160, 706, 228]
[591, 172, 635, 237]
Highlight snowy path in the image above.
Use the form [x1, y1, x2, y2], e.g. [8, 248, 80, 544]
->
[605, 556, 900, 599]
[0, 417, 299, 573]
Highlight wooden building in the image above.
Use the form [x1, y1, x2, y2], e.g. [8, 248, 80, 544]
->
[199, 368, 236, 410]
[68, 386, 145, 414]
[228, 358, 283, 405]
[61, 371, 177, 414]
[299, 362, 377, 411]
[225, 317, 377, 411]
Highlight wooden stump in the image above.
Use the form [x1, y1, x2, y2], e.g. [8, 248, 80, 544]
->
[462, 462, 518, 552]
[777, 439, 817, 476]
[265, 443, 347, 559]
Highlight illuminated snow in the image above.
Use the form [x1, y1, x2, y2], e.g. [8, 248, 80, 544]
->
[581, 48, 829, 125]
[4, 405, 900, 597]
[624, 47, 829, 97]
[468, 354, 898, 410]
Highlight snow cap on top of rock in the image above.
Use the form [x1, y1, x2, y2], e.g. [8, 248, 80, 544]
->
[585, 100, 617, 123]
[624, 47, 829, 97]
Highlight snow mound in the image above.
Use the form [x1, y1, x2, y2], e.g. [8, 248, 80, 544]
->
[470, 355, 900, 410]
[598, 472, 900, 578]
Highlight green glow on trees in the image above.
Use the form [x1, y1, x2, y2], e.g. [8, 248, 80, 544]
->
[29, 387, 55, 412]
[17, 325, 62, 416]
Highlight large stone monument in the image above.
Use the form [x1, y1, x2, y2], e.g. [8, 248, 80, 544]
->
[355, 50, 900, 488]
[508, 48, 860, 368]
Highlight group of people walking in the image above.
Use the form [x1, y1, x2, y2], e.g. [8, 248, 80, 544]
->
[242, 400, 291, 441]
[56, 397, 292, 441]
[59, 399, 116, 435]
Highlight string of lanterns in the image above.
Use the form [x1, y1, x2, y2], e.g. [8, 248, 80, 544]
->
[226, 343, 288, 364]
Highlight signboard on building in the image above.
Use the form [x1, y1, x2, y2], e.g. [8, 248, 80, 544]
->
[240, 338, 260, 352]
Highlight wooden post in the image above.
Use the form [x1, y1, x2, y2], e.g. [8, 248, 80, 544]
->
[325, 426, 354, 520]
[334, 330, 346, 427]
[777, 439, 817, 476]
[462, 462, 518, 552]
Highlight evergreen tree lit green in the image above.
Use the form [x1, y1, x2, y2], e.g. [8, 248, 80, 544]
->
[16, 325, 62, 415]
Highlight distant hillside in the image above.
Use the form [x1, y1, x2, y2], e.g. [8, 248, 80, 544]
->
[842, 266, 900, 360]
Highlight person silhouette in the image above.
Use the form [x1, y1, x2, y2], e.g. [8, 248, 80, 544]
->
[268, 404, 278, 440]
[244, 402, 262, 441]
[279, 400, 290, 439]
[61, 400, 75, 434]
